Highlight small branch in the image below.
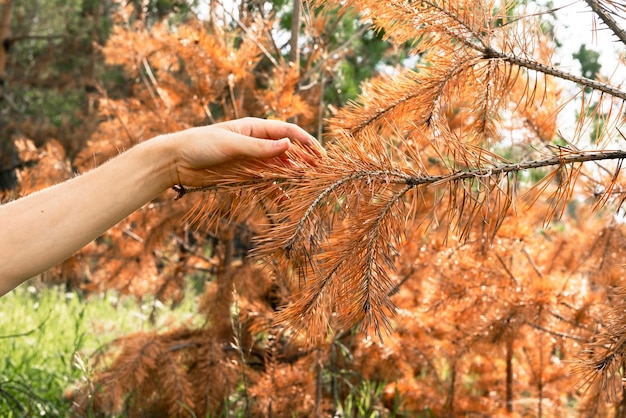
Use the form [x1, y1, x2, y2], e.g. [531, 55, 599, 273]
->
[0, 90, 22, 113]
[522, 247, 544, 280]
[405, 150, 626, 186]
[283, 170, 412, 252]
[137, 57, 161, 111]
[6, 34, 65, 43]
[178, 151, 626, 202]
[524, 321, 591, 343]
[122, 228, 144, 243]
[485, 49, 626, 102]
[584, 0, 626, 46]
[495, 253, 519, 287]
[388, 266, 415, 297]
[141, 57, 174, 115]
[257, 2, 283, 61]
[548, 309, 595, 333]
[222, 5, 280, 69]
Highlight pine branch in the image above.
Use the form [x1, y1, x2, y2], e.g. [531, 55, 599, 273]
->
[402, 149, 626, 187]
[483, 48, 626, 102]
[179, 144, 626, 338]
[359, 63, 471, 135]
[355, 184, 413, 336]
[415, 0, 490, 50]
[584, 0, 626, 46]
[221, 5, 281, 68]
[282, 169, 411, 254]
[180, 148, 626, 252]
[574, 288, 626, 402]
[421, 0, 626, 102]
[524, 320, 590, 343]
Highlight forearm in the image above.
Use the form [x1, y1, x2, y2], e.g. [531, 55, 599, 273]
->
[0, 138, 172, 294]
[0, 118, 320, 296]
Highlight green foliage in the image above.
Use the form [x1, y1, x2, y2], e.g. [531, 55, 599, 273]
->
[0, 285, 406, 417]
[0, 286, 88, 415]
[326, 28, 401, 105]
[129, 0, 197, 25]
[20, 87, 85, 128]
[8, 0, 96, 85]
[273, 2, 406, 105]
[0, 285, 200, 416]
[321, 14, 407, 105]
[572, 44, 601, 80]
[2, 0, 107, 155]
[335, 380, 400, 418]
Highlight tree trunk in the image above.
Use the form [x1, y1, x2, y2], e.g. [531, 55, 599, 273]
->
[289, 0, 300, 66]
[288, 0, 300, 125]
[444, 360, 456, 416]
[617, 361, 626, 418]
[506, 337, 514, 413]
[0, 0, 17, 192]
[0, 0, 12, 89]
[81, 0, 100, 99]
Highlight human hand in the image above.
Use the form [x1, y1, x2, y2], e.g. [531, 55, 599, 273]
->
[156, 117, 324, 188]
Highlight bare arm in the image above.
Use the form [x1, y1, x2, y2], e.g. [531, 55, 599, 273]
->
[0, 118, 322, 295]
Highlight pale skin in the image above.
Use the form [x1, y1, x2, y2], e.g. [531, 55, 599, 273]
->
[0, 117, 323, 296]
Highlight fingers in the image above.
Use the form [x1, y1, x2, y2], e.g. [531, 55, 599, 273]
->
[220, 132, 321, 168]
[223, 117, 325, 156]
[221, 133, 292, 160]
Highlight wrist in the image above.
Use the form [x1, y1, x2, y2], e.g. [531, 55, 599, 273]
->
[135, 134, 180, 193]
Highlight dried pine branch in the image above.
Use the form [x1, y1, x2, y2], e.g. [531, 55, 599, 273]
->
[324, 0, 626, 144]
[584, 0, 626, 45]
[180, 135, 626, 338]
[485, 48, 626, 102]
[574, 288, 626, 402]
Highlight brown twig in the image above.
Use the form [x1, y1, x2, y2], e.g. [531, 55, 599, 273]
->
[583, 0, 626, 46]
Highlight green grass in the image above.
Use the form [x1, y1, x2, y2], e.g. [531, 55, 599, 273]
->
[0, 284, 405, 417]
[0, 283, 200, 417]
